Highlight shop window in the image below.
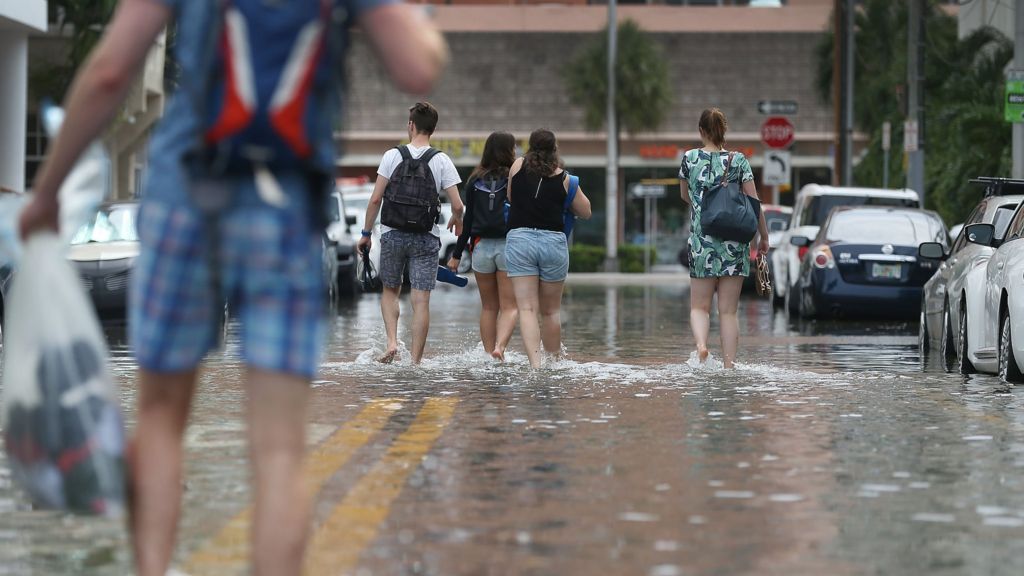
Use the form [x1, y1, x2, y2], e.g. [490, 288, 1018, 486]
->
[24, 112, 47, 190]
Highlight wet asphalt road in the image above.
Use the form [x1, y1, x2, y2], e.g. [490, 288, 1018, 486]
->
[3, 279, 1024, 575]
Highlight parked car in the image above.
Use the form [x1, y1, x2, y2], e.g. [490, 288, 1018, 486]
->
[327, 189, 358, 297]
[773, 185, 920, 315]
[790, 206, 947, 320]
[321, 233, 339, 303]
[67, 201, 140, 317]
[974, 194, 1024, 382]
[917, 181, 1024, 371]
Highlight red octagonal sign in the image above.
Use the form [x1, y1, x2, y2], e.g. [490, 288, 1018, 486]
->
[761, 117, 795, 149]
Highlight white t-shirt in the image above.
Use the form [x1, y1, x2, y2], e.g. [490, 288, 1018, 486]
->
[377, 145, 462, 238]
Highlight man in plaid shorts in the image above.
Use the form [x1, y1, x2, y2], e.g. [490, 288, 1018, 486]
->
[358, 102, 464, 364]
[19, 1, 446, 574]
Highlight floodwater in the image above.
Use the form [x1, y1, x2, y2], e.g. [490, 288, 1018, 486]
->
[3, 280, 1024, 575]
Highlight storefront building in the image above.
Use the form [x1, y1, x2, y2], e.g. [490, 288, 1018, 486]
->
[338, 2, 841, 253]
[1, 0, 46, 194]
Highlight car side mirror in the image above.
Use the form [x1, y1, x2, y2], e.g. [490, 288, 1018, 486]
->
[965, 223, 996, 247]
[346, 215, 358, 226]
[918, 242, 948, 261]
[790, 236, 812, 248]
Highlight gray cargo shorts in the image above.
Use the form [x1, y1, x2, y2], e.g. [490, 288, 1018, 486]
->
[380, 230, 441, 291]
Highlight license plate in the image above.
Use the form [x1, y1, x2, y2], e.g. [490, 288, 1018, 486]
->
[871, 263, 901, 279]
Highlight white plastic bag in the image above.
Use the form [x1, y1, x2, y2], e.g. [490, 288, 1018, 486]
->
[0, 104, 108, 269]
[1, 233, 125, 516]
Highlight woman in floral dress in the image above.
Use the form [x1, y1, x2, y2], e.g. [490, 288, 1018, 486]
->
[680, 108, 770, 368]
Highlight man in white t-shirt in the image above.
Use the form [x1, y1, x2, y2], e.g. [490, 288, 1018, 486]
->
[358, 102, 464, 364]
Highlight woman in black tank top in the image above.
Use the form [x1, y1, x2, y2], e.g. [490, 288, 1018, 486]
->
[505, 129, 592, 368]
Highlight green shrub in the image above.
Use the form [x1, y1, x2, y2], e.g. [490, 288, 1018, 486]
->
[618, 244, 657, 273]
[569, 244, 606, 272]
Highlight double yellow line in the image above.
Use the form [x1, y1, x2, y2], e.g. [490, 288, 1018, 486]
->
[184, 397, 457, 575]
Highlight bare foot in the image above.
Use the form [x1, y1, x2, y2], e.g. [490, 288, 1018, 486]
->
[491, 347, 505, 362]
[377, 349, 397, 364]
[697, 347, 709, 363]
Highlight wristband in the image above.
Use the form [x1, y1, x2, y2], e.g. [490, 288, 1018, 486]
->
[360, 229, 372, 238]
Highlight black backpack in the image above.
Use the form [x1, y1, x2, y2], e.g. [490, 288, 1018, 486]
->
[381, 146, 442, 233]
[471, 177, 509, 238]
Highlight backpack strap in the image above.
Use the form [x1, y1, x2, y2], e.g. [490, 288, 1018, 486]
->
[420, 147, 441, 165]
[564, 172, 578, 211]
[396, 145, 412, 161]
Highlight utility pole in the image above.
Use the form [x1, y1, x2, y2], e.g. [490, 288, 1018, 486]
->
[906, 0, 926, 205]
[1015, 0, 1024, 179]
[604, 0, 619, 272]
[842, 0, 854, 186]
[832, 0, 842, 185]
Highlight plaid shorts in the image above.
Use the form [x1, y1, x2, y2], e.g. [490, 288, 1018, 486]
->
[129, 195, 324, 379]
[379, 230, 440, 291]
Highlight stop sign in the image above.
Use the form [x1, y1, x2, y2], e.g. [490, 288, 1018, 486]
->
[761, 117, 795, 149]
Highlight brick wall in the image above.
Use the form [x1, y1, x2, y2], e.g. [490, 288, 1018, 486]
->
[342, 31, 832, 138]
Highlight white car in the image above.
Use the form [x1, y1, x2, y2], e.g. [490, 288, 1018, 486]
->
[917, 193, 1024, 373]
[977, 202, 1024, 382]
[772, 185, 920, 315]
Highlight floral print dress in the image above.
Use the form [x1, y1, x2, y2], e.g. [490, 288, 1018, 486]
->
[679, 149, 755, 278]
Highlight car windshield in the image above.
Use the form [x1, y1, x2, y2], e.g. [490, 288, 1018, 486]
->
[804, 195, 918, 227]
[327, 196, 341, 222]
[825, 211, 945, 246]
[71, 205, 139, 244]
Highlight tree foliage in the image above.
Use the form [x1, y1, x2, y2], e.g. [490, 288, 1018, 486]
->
[565, 19, 672, 136]
[814, 0, 1012, 225]
[31, 1, 119, 102]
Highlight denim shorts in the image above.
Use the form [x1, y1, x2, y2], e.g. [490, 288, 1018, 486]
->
[130, 186, 324, 379]
[380, 230, 441, 291]
[505, 228, 569, 282]
[471, 238, 507, 274]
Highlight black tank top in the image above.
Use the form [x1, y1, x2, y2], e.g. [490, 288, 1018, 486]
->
[508, 169, 567, 233]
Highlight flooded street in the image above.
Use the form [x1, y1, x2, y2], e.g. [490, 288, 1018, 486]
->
[4, 279, 1024, 575]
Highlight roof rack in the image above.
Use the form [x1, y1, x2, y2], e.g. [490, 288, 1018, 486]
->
[971, 177, 1024, 197]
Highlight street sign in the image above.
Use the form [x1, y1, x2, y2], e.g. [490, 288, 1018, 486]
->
[761, 117, 795, 149]
[757, 100, 798, 116]
[1006, 70, 1024, 123]
[903, 120, 919, 153]
[763, 150, 791, 187]
[630, 183, 666, 198]
[882, 121, 891, 152]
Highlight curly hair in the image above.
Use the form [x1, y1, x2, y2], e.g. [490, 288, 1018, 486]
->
[523, 129, 562, 177]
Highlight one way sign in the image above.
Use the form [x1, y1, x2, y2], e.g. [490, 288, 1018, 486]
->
[763, 150, 791, 186]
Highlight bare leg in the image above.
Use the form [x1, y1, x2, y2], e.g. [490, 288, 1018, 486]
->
[538, 280, 565, 357]
[493, 270, 519, 361]
[717, 276, 745, 369]
[512, 275, 542, 368]
[247, 369, 311, 576]
[379, 286, 401, 363]
[475, 271, 499, 354]
[131, 370, 198, 576]
[409, 289, 431, 364]
[690, 277, 718, 363]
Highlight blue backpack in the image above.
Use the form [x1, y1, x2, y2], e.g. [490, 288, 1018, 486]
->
[196, 0, 340, 173]
[504, 172, 580, 237]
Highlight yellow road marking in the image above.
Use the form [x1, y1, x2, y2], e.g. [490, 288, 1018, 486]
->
[184, 400, 401, 574]
[304, 397, 458, 576]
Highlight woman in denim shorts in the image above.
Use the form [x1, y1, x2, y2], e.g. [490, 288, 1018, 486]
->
[505, 129, 592, 368]
[447, 132, 519, 360]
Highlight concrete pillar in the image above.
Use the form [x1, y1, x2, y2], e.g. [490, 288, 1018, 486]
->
[0, 33, 28, 192]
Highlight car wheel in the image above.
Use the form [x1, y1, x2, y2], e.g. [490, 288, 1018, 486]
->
[770, 266, 783, 308]
[956, 303, 976, 375]
[918, 305, 929, 354]
[939, 302, 956, 372]
[999, 314, 1023, 383]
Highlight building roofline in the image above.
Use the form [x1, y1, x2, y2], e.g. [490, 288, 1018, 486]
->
[429, 5, 833, 34]
[0, 1, 47, 33]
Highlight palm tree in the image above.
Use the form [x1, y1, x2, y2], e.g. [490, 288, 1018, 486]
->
[565, 19, 672, 251]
